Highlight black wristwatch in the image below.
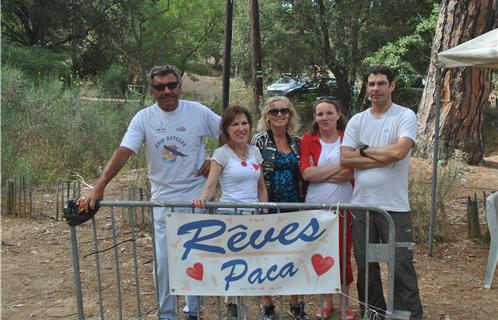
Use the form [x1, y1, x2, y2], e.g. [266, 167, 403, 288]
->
[359, 144, 369, 156]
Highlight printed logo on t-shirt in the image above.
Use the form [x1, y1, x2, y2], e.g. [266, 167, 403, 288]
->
[154, 136, 188, 164]
[176, 126, 187, 132]
[155, 121, 167, 132]
[163, 145, 187, 163]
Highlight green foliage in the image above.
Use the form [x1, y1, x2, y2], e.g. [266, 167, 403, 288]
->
[2, 42, 70, 81]
[362, 3, 439, 86]
[232, 1, 312, 85]
[1, 64, 137, 185]
[229, 0, 436, 112]
[1, 0, 224, 87]
[119, 0, 224, 77]
[237, 0, 437, 84]
[363, 37, 419, 79]
[186, 62, 217, 77]
[100, 64, 128, 98]
[2, 0, 128, 77]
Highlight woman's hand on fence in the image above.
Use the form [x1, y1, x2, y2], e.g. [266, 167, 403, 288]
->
[192, 198, 206, 209]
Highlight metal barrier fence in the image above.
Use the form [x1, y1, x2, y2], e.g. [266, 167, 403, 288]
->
[67, 200, 412, 320]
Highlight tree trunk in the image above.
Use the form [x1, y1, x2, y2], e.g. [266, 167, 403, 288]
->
[331, 68, 352, 115]
[249, 0, 264, 117]
[222, 0, 234, 112]
[316, 0, 352, 113]
[416, 0, 497, 164]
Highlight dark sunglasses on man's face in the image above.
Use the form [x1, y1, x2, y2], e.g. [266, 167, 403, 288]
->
[268, 108, 290, 116]
[152, 82, 179, 91]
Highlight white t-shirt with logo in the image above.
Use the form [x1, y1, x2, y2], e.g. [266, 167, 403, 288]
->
[342, 103, 417, 211]
[120, 100, 221, 201]
[305, 138, 353, 204]
[212, 144, 263, 203]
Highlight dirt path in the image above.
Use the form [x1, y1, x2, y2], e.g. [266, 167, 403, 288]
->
[2, 157, 498, 319]
[1, 216, 78, 319]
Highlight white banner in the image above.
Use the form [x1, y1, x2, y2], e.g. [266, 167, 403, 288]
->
[165, 210, 339, 296]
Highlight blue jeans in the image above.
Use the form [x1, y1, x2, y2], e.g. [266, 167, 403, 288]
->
[153, 207, 204, 320]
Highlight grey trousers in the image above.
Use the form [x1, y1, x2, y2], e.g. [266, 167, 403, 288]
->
[352, 210, 423, 320]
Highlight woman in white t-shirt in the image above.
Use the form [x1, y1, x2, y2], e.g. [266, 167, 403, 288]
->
[193, 106, 268, 320]
[300, 99, 354, 320]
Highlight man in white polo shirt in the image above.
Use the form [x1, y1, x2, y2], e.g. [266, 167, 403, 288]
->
[341, 65, 422, 320]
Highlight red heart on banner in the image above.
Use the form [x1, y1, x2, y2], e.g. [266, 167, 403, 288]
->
[186, 262, 204, 281]
[252, 163, 260, 171]
[311, 254, 334, 276]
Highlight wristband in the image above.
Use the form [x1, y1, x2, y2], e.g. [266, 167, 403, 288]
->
[359, 144, 369, 157]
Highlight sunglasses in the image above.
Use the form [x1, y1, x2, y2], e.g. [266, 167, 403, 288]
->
[268, 108, 290, 116]
[152, 82, 179, 91]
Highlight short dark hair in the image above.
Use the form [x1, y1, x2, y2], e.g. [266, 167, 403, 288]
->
[148, 65, 182, 83]
[311, 99, 347, 134]
[362, 65, 395, 84]
[220, 106, 253, 141]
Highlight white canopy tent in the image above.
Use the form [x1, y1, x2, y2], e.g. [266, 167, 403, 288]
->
[437, 28, 498, 68]
[428, 28, 498, 255]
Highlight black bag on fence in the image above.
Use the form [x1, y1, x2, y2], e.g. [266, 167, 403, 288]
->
[63, 199, 100, 226]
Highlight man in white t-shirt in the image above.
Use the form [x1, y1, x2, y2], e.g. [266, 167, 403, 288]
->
[79, 65, 221, 320]
[341, 66, 422, 320]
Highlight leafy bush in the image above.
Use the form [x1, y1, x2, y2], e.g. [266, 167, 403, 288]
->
[187, 62, 216, 77]
[2, 42, 70, 81]
[99, 64, 128, 98]
[362, 3, 438, 85]
[1, 64, 138, 185]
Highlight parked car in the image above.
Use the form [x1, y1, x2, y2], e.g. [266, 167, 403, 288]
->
[267, 76, 306, 97]
[267, 76, 337, 100]
[288, 77, 338, 99]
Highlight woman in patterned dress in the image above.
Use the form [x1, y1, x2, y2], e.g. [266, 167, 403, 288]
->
[251, 96, 308, 320]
